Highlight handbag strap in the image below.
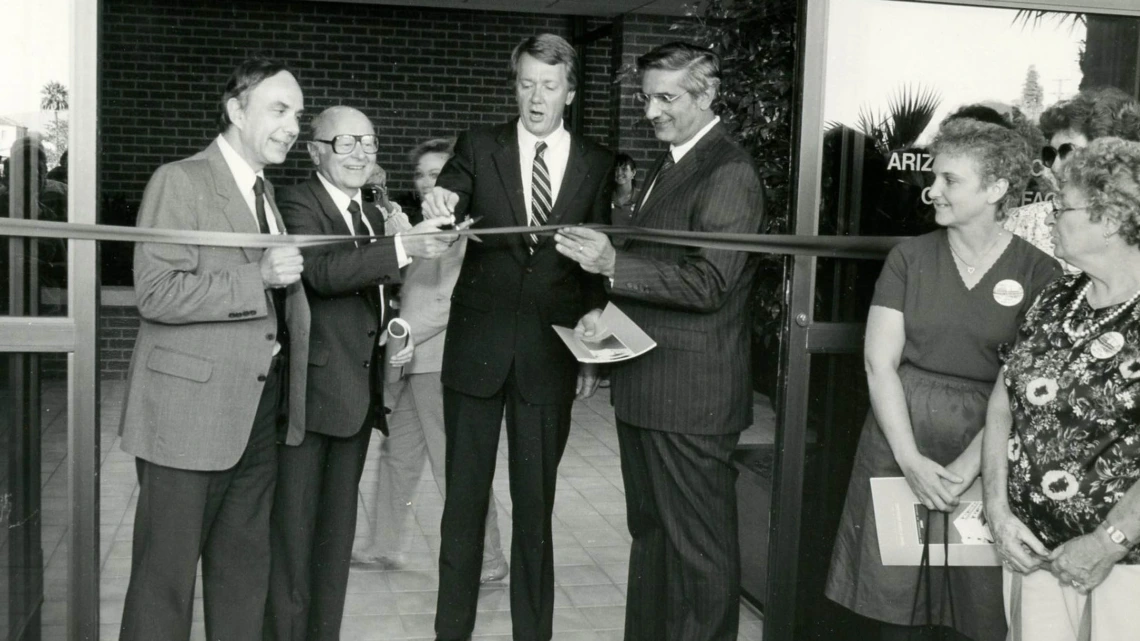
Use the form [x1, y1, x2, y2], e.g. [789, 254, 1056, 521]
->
[911, 509, 933, 627]
[941, 512, 957, 635]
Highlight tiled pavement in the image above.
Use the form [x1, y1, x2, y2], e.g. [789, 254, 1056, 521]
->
[38, 381, 767, 640]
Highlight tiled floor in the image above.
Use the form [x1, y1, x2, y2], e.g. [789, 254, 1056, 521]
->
[39, 381, 767, 640]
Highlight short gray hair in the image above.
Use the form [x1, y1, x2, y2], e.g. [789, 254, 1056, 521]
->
[636, 41, 720, 98]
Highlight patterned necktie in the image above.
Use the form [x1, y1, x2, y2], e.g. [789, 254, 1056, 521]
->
[253, 177, 288, 345]
[529, 140, 551, 250]
[347, 199, 369, 246]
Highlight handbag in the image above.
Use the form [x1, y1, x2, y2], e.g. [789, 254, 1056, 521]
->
[1007, 571, 1092, 641]
[909, 509, 958, 640]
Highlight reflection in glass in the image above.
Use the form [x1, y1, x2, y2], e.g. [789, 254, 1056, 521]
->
[0, 353, 68, 640]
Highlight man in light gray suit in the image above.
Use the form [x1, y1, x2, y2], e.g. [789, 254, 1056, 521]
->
[354, 138, 508, 582]
[118, 58, 310, 641]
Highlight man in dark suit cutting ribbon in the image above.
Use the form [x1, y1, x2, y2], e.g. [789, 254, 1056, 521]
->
[421, 33, 614, 641]
[265, 105, 455, 641]
[555, 41, 766, 641]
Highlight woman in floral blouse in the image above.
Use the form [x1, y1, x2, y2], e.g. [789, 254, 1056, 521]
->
[983, 137, 1140, 639]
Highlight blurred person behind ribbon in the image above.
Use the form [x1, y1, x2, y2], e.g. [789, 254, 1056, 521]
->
[352, 137, 509, 584]
[982, 137, 1140, 640]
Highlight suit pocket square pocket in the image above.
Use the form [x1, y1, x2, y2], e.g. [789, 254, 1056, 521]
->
[146, 346, 214, 383]
[650, 326, 709, 353]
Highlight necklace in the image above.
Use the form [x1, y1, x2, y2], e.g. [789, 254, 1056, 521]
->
[1061, 279, 1140, 342]
[948, 232, 1005, 275]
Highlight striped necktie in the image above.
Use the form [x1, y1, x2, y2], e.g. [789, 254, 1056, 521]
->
[529, 140, 551, 250]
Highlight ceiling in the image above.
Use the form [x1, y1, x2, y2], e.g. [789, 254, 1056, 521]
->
[309, 0, 696, 17]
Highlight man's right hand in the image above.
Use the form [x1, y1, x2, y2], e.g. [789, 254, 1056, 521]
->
[260, 246, 303, 288]
[401, 216, 459, 259]
[421, 186, 459, 220]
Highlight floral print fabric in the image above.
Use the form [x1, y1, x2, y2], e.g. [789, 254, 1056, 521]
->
[1004, 274, 1140, 563]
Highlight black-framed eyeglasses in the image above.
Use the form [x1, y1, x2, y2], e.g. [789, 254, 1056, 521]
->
[633, 91, 689, 107]
[313, 134, 380, 154]
[1041, 143, 1076, 168]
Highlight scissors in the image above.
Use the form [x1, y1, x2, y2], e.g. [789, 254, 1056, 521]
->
[451, 215, 482, 243]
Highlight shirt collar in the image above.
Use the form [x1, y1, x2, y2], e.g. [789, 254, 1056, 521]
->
[316, 171, 363, 213]
[215, 134, 264, 193]
[517, 119, 569, 153]
[670, 116, 720, 163]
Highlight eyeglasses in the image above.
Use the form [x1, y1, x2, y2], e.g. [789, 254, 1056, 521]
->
[1050, 201, 1088, 217]
[633, 91, 689, 107]
[1041, 143, 1076, 168]
[313, 134, 380, 155]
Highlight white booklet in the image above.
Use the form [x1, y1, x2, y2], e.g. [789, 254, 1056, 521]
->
[870, 476, 999, 566]
[553, 302, 657, 364]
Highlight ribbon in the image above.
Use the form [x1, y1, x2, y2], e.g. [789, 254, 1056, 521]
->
[0, 217, 901, 260]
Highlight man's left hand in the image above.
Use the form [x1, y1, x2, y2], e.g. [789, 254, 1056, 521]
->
[555, 227, 616, 279]
[1048, 528, 1129, 594]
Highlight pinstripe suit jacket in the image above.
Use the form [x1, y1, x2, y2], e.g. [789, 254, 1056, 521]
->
[609, 123, 765, 435]
[119, 141, 312, 470]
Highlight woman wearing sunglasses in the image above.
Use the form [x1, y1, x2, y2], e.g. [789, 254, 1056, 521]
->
[1004, 87, 1140, 262]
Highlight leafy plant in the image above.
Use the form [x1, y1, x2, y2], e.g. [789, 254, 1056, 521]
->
[854, 84, 941, 156]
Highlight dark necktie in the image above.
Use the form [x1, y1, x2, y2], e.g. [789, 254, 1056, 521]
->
[253, 177, 288, 345]
[529, 140, 551, 250]
[348, 199, 387, 327]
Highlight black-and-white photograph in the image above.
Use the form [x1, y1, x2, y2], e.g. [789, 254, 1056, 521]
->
[3, 0, 1140, 640]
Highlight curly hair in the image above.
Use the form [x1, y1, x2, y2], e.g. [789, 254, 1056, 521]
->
[1038, 87, 1140, 142]
[929, 117, 1032, 218]
[1060, 137, 1140, 247]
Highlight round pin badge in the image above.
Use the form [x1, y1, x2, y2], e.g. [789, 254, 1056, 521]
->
[993, 280, 1025, 307]
[1090, 331, 1125, 360]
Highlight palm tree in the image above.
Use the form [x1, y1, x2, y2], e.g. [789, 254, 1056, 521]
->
[40, 80, 69, 162]
[854, 84, 942, 157]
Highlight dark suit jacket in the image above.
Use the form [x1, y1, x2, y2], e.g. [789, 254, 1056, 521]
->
[610, 123, 766, 435]
[120, 140, 311, 469]
[277, 176, 402, 439]
[439, 120, 613, 404]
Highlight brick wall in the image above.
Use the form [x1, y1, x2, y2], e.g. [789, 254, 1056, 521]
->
[99, 0, 679, 284]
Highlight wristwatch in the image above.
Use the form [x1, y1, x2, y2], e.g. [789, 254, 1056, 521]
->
[1101, 521, 1134, 548]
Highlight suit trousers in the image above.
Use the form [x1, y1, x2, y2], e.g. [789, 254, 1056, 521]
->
[264, 420, 373, 641]
[616, 419, 742, 641]
[364, 372, 504, 564]
[119, 354, 283, 641]
[435, 374, 572, 641]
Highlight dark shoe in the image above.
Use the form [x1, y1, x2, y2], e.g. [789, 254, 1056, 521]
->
[479, 556, 509, 583]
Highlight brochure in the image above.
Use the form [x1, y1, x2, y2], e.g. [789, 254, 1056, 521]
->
[870, 476, 1000, 566]
[553, 302, 657, 364]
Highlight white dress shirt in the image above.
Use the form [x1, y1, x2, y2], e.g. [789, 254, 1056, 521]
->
[216, 134, 281, 234]
[517, 120, 571, 223]
[315, 172, 410, 268]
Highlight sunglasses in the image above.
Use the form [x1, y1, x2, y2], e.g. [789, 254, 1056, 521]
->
[1041, 143, 1076, 168]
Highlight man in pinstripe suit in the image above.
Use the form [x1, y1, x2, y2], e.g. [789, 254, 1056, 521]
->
[556, 42, 766, 641]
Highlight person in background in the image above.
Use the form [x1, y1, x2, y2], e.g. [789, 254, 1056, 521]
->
[983, 137, 1140, 640]
[353, 137, 509, 584]
[46, 149, 68, 183]
[1004, 86, 1140, 260]
[610, 152, 638, 225]
[824, 116, 1061, 641]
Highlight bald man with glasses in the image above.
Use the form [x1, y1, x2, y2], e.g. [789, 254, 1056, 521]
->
[264, 105, 455, 641]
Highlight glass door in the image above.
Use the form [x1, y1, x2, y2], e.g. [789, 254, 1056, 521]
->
[769, 1, 1140, 639]
[0, 0, 100, 638]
